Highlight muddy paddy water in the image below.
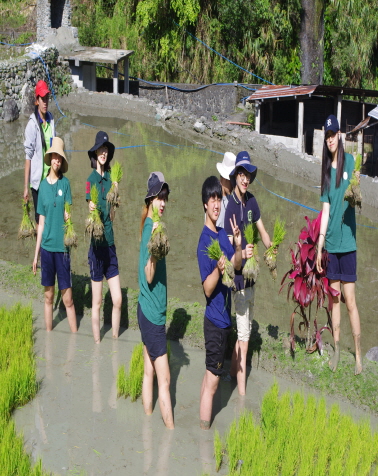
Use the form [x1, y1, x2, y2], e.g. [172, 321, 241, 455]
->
[1, 111, 378, 353]
[1, 111, 378, 474]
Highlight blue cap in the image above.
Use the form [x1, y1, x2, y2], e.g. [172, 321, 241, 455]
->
[324, 114, 339, 134]
[230, 151, 257, 183]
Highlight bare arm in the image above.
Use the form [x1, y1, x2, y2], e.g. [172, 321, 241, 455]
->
[228, 214, 242, 270]
[203, 255, 225, 298]
[32, 215, 45, 274]
[316, 202, 330, 273]
[24, 159, 31, 202]
[255, 218, 272, 249]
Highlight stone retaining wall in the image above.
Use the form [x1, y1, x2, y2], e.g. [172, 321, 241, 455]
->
[0, 47, 72, 119]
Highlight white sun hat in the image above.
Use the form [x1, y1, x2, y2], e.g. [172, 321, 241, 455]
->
[216, 152, 236, 180]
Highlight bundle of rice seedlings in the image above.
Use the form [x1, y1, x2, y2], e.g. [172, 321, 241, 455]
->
[18, 201, 36, 240]
[205, 237, 235, 289]
[242, 223, 260, 282]
[63, 203, 78, 249]
[117, 342, 144, 402]
[107, 161, 123, 212]
[264, 218, 286, 280]
[147, 206, 170, 260]
[85, 184, 104, 241]
[344, 154, 362, 210]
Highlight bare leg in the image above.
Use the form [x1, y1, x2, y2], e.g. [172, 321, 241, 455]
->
[329, 280, 341, 371]
[343, 281, 362, 375]
[44, 286, 54, 331]
[142, 345, 154, 415]
[61, 287, 77, 333]
[200, 369, 219, 429]
[235, 341, 248, 395]
[91, 280, 103, 343]
[154, 353, 174, 429]
[107, 275, 122, 338]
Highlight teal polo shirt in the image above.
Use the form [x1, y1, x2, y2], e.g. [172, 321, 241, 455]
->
[320, 153, 356, 253]
[86, 169, 114, 247]
[138, 217, 167, 325]
[37, 176, 72, 253]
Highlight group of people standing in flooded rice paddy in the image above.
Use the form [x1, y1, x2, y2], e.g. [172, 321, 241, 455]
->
[24, 80, 362, 430]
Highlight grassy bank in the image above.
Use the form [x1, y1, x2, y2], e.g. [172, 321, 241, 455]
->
[0, 303, 50, 475]
[0, 260, 377, 414]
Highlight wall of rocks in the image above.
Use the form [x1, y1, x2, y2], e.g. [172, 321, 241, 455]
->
[0, 47, 72, 121]
[138, 82, 258, 119]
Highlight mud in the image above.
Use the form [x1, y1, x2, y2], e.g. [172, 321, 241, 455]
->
[9, 291, 378, 476]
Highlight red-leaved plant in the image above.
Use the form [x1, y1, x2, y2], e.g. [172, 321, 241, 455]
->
[280, 211, 340, 353]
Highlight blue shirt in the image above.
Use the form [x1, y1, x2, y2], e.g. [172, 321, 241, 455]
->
[197, 225, 235, 328]
[224, 191, 261, 290]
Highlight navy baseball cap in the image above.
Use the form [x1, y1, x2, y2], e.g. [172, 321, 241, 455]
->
[324, 115, 340, 134]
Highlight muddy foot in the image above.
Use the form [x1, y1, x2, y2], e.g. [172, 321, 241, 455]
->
[329, 342, 340, 372]
[200, 420, 211, 430]
[354, 360, 363, 375]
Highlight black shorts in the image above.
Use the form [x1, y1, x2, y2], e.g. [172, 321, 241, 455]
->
[327, 251, 357, 282]
[31, 188, 40, 224]
[137, 302, 167, 361]
[88, 244, 119, 282]
[204, 316, 231, 376]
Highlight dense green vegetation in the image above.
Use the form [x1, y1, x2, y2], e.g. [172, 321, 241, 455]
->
[214, 382, 378, 475]
[0, 304, 50, 476]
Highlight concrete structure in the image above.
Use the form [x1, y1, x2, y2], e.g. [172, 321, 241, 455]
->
[63, 48, 134, 94]
[36, 0, 77, 43]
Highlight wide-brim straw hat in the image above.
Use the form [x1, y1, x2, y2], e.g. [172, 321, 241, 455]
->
[216, 152, 236, 180]
[145, 171, 170, 203]
[230, 150, 257, 183]
[44, 137, 68, 173]
[88, 130, 115, 162]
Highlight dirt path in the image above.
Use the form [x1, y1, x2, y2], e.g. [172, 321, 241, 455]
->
[1, 288, 376, 475]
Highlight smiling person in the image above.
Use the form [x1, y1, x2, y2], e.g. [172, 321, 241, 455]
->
[86, 131, 122, 344]
[224, 151, 273, 396]
[316, 115, 362, 375]
[197, 176, 242, 430]
[138, 172, 174, 429]
[32, 137, 77, 333]
[24, 80, 55, 229]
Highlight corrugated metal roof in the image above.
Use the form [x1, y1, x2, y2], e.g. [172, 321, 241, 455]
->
[247, 85, 317, 101]
[347, 117, 370, 134]
[368, 105, 378, 120]
[247, 84, 378, 102]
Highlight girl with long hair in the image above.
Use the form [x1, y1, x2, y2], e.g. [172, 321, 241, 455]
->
[316, 114, 362, 375]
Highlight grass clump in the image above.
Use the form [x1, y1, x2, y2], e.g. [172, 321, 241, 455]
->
[147, 206, 170, 260]
[242, 223, 260, 282]
[205, 237, 235, 289]
[63, 202, 78, 249]
[117, 342, 144, 402]
[344, 154, 362, 210]
[107, 161, 123, 219]
[215, 382, 378, 475]
[213, 429, 223, 472]
[263, 218, 286, 280]
[18, 201, 36, 240]
[85, 185, 104, 242]
[0, 303, 50, 475]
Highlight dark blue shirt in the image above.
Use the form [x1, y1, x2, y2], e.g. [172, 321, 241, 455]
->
[224, 191, 261, 291]
[197, 226, 235, 328]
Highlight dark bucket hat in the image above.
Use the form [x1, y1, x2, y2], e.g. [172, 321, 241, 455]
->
[324, 114, 340, 134]
[88, 131, 115, 162]
[145, 172, 170, 203]
[230, 151, 257, 183]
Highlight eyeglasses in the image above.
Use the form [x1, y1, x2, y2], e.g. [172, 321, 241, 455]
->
[237, 171, 251, 182]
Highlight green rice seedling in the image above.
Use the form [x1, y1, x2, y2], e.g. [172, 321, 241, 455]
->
[85, 184, 104, 241]
[116, 364, 128, 398]
[242, 223, 260, 282]
[107, 161, 123, 207]
[263, 218, 286, 280]
[18, 201, 36, 240]
[344, 154, 362, 209]
[147, 206, 170, 260]
[63, 202, 78, 248]
[213, 429, 223, 471]
[205, 237, 235, 289]
[117, 342, 144, 402]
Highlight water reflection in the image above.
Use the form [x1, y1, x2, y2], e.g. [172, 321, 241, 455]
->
[1, 110, 378, 353]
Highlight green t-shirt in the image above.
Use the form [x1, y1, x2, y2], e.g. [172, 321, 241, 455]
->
[85, 169, 114, 247]
[138, 217, 167, 325]
[320, 153, 356, 253]
[42, 121, 53, 180]
[37, 176, 72, 253]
